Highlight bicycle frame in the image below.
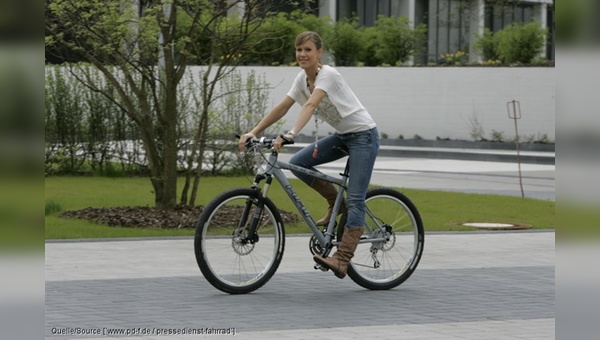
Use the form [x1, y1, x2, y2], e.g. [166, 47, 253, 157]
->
[250, 149, 388, 252]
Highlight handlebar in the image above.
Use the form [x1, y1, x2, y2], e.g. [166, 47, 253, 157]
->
[235, 134, 295, 150]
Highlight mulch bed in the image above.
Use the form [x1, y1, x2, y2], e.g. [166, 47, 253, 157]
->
[58, 205, 300, 229]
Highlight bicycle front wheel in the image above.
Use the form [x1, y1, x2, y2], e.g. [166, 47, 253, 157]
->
[194, 188, 285, 294]
[346, 188, 424, 290]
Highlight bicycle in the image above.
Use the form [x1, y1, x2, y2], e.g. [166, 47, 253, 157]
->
[194, 135, 424, 294]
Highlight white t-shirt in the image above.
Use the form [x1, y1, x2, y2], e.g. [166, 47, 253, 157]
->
[286, 65, 377, 134]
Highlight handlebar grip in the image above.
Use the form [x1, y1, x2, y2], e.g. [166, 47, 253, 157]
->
[236, 134, 257, 148]
[279, 134, 295, 145]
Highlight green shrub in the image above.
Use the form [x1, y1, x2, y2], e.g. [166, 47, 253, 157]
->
[201, 12, 428, 67]
[292, 10, 333, 41]
[475, 22, 548, 65]
[496, 23, 548, 64]
[371, 16, 427, 66]
[329, 18, 365, 66]
[361, 26, 382, 66]
[473, 28, 500, 61]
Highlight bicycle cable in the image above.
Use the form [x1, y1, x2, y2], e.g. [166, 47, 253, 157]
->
[241, 144, 278, 187]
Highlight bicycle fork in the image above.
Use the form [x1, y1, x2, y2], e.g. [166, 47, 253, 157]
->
[238, 199, 262, 245]
[238, 174, 273, 245]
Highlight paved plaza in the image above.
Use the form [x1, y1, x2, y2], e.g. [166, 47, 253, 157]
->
[46, 231, 554, 339]
[45, 155, 555, 339]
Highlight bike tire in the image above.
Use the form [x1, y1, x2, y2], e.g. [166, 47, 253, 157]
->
[339, 187, 424, 290]
[194, 188, 285, 294]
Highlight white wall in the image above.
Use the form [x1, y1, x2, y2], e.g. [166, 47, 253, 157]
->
[213, 66, 555, 141]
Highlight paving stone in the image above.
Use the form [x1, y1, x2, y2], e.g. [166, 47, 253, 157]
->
[46, 232, 554, 339]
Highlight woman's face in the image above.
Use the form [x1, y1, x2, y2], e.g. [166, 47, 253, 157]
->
[295, 39, 322, 70]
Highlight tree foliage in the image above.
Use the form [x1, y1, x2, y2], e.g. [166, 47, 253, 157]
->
[46, 0, 279, 209]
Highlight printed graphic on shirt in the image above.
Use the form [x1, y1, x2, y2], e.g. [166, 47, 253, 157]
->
[314, 98, 342, 126]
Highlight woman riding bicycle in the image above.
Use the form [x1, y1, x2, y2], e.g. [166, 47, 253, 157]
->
[239, 31, 379, 279]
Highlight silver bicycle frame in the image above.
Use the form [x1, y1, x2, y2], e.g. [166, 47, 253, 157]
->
[253, 152, 344, 247]
[255, 151, 388, 248]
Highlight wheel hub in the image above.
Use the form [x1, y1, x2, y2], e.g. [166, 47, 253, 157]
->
[232, 233, 255, 255]
[370, 227, 395, 252]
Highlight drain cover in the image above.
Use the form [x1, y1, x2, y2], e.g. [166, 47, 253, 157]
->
[461, 222, 532, 230]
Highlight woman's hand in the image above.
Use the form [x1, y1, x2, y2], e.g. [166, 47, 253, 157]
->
[238, 133, 256, 151]
[273, 133, 294, 153]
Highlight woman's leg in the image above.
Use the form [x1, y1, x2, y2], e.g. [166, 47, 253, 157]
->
[313, 128, 380, 279]
[289, 134, 348, 225]
[339, 127, 380, 228]
[288, 134, 346, 185]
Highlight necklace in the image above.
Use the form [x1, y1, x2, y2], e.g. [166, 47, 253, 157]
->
[305, 66, 322, 159]
[306, 66, 321, 90]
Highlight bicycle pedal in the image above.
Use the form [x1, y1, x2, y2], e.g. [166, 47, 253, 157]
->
[314, 263, 329, 272]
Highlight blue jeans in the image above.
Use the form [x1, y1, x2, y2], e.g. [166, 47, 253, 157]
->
[289, 127, 380, 228]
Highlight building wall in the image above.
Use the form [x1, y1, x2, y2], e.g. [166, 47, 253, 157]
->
[210, 66, 555, 141]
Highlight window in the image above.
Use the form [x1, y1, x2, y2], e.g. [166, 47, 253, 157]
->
[427, 0, 471, 62]
[266, 0, 320, 15]
[485, 0, 534, 32]
[337, 0, 404, 26]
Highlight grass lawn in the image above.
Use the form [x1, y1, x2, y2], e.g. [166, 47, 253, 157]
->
[45, 176, 555, 239]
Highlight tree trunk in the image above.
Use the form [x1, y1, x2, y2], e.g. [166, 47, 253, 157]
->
[159, 76, 179, 210]
[189, 64, 222, 206]
[155, 3, 179, 210]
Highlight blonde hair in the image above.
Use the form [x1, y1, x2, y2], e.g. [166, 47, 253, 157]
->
[295, 31, 323, 50]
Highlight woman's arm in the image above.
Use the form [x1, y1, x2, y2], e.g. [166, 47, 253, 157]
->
[288, 89, 327, 135]
[239, 96, 295, 150]
[251, 96, 295, 136]
[273, 89, 327, 152]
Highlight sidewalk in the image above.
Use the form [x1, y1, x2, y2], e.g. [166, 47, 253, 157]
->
[45, 231, 555, 339]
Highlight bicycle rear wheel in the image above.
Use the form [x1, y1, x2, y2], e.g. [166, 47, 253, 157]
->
[344, 188, 424, 290]
[194, 188, 285, 294]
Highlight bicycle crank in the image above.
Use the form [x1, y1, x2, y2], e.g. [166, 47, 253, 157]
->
[309, 230, 335, 256]
[308, 234, 324, 255]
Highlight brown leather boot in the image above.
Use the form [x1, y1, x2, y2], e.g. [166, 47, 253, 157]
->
[310, 179, 345, 226]
[313, 227, 363, 279]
